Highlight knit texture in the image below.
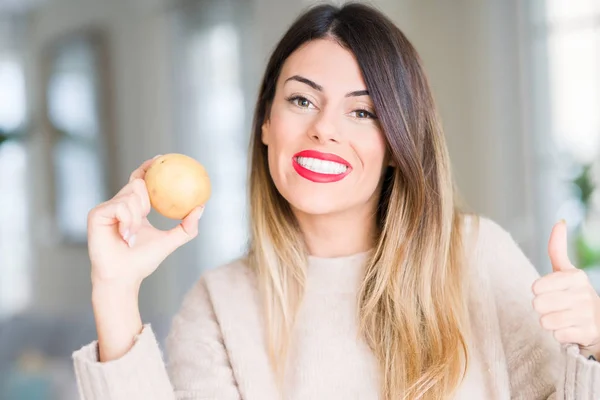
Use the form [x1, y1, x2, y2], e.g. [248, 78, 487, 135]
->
[72, 217, 600, 399]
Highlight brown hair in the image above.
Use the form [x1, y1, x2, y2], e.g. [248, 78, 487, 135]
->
[248, 3, 470, 399]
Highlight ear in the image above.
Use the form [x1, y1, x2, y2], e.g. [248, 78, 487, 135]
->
[261, 118, 270, 146]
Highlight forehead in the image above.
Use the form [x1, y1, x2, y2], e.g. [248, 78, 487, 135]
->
[279, 39, 368, 91]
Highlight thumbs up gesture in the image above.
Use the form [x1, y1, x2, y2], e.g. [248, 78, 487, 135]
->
[532, 220, 600, 358]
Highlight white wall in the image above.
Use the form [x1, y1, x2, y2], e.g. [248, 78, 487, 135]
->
[381, 0, 537, 257]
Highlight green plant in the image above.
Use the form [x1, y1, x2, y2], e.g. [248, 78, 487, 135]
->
[572, 163, 600, 269]
[0, 130, 8, 146]
[0, 126, 26, 146]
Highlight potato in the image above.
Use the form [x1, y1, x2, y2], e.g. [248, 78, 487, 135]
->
[144, 153, 211, 220]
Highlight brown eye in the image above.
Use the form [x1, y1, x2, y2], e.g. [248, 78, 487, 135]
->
[297, 98, 310, 107]
[351, 109, 377, 119]
[286, 96, 314, 109]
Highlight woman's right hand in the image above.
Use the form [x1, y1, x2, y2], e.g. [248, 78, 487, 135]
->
[88, 157, 205, 362]
[87, 156, 205, 291]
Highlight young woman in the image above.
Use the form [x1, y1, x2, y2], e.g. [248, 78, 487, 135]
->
[73, 3, 600, 399]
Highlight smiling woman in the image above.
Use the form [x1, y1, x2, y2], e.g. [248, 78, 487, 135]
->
[260, 39, 388, 220]
[246, 15, 465, 399]
[72, 3, 600, 400]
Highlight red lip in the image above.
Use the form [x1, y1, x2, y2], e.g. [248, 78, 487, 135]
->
[292, 150, 352, 183]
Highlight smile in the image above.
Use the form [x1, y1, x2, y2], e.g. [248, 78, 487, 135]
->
[292, 150, 352, 183]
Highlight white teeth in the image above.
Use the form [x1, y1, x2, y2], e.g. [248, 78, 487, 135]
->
[296, 157, 348, 175]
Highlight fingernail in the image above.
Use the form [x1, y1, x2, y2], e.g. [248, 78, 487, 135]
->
[128, 235, 136, 248]
[559, 219, 567, 225]
[153, 154, 162, 160]
[122, 230, 130, 241]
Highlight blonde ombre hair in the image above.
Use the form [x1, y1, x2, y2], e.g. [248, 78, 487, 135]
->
[248, 3, 470, 399]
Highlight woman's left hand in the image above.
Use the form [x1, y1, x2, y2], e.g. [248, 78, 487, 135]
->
[532, 220, 600, 359]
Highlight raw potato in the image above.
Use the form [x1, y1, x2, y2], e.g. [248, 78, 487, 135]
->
[144, 153, 211, 220]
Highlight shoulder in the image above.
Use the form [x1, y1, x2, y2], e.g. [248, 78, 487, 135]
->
[181, 257, 256, 309]
[461, 213, 512, 246]
[460, 214, 524, 262]
[169, 257, 256, 337]
[460, 213, 541, 295]
[166, 260, 251, 392]
[202, 257, 255, 288]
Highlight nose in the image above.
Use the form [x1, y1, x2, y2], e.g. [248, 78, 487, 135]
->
[307, 109, 341, 144]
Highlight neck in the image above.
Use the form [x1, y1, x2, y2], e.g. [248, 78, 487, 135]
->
[294, 204, 378, 258]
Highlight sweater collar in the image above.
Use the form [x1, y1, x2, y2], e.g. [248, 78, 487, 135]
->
[306, 250, 372, 293]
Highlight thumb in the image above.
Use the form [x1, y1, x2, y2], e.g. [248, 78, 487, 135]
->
[161, 206, 205, 255]
[548, 219, 575, 272]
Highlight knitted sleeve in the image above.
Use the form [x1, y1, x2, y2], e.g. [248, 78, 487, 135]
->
[72, 277, 241, 400]
[477, 218, 600, 399]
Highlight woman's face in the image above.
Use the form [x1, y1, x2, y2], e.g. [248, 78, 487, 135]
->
[262, 39, 389, 217]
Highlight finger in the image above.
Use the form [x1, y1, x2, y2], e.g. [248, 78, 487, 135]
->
[532, 290, 578, 315]
[161, 206, 205, 254]
[123, 195, 143, 240]
[532, 269, 588, 295]
[129, 178, 152, 216]
[129, 155, 162, 183]
[113, 178, 140, 198]
[549, 220, 574, 272]
[89, 201, 133, 241]
[180, 206, 205, 235]
[540, 309, 581, 331]
[113, 178, 152, 209]
[553, 326, 597, 346]
[114, 182, 133, 198]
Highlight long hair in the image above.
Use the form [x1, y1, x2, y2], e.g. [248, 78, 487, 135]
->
[247, 3, 470, 399]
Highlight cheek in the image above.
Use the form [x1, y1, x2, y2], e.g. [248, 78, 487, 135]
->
[352, 131, 388, 177]
[266, 105, 312, 146]
[265, 109, 314, 169]
[265, 110, 303, 176]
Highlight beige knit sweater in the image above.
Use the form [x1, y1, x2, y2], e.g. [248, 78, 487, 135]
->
[72, 217, 600, 399]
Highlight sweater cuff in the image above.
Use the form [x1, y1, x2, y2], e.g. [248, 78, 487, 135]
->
[72, 324, 174, 400]
[560, 344, 600, 399]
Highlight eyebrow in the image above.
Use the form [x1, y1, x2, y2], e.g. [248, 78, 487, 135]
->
[284, 75, 370, 98]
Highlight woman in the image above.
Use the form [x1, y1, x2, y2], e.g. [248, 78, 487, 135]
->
[73, 3, 600, 399]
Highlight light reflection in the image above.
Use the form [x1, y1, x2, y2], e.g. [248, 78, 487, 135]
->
[0, 141, 30, 317]
[0, 58, 26, 132]
[47, 39, 98, 138]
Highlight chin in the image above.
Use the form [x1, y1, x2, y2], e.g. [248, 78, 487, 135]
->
[289, 197, 342, 216]
[269, 164, 375, 217]
[277, 186, 348, 216]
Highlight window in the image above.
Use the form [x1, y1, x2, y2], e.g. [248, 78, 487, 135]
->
[0, 16, 30, 317]
[525, 0, 600, 279]
[171, 0, 254, 284]
[44, 33, 111, 243]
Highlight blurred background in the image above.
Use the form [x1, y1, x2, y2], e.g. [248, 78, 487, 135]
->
[1, 0, 600, 398]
